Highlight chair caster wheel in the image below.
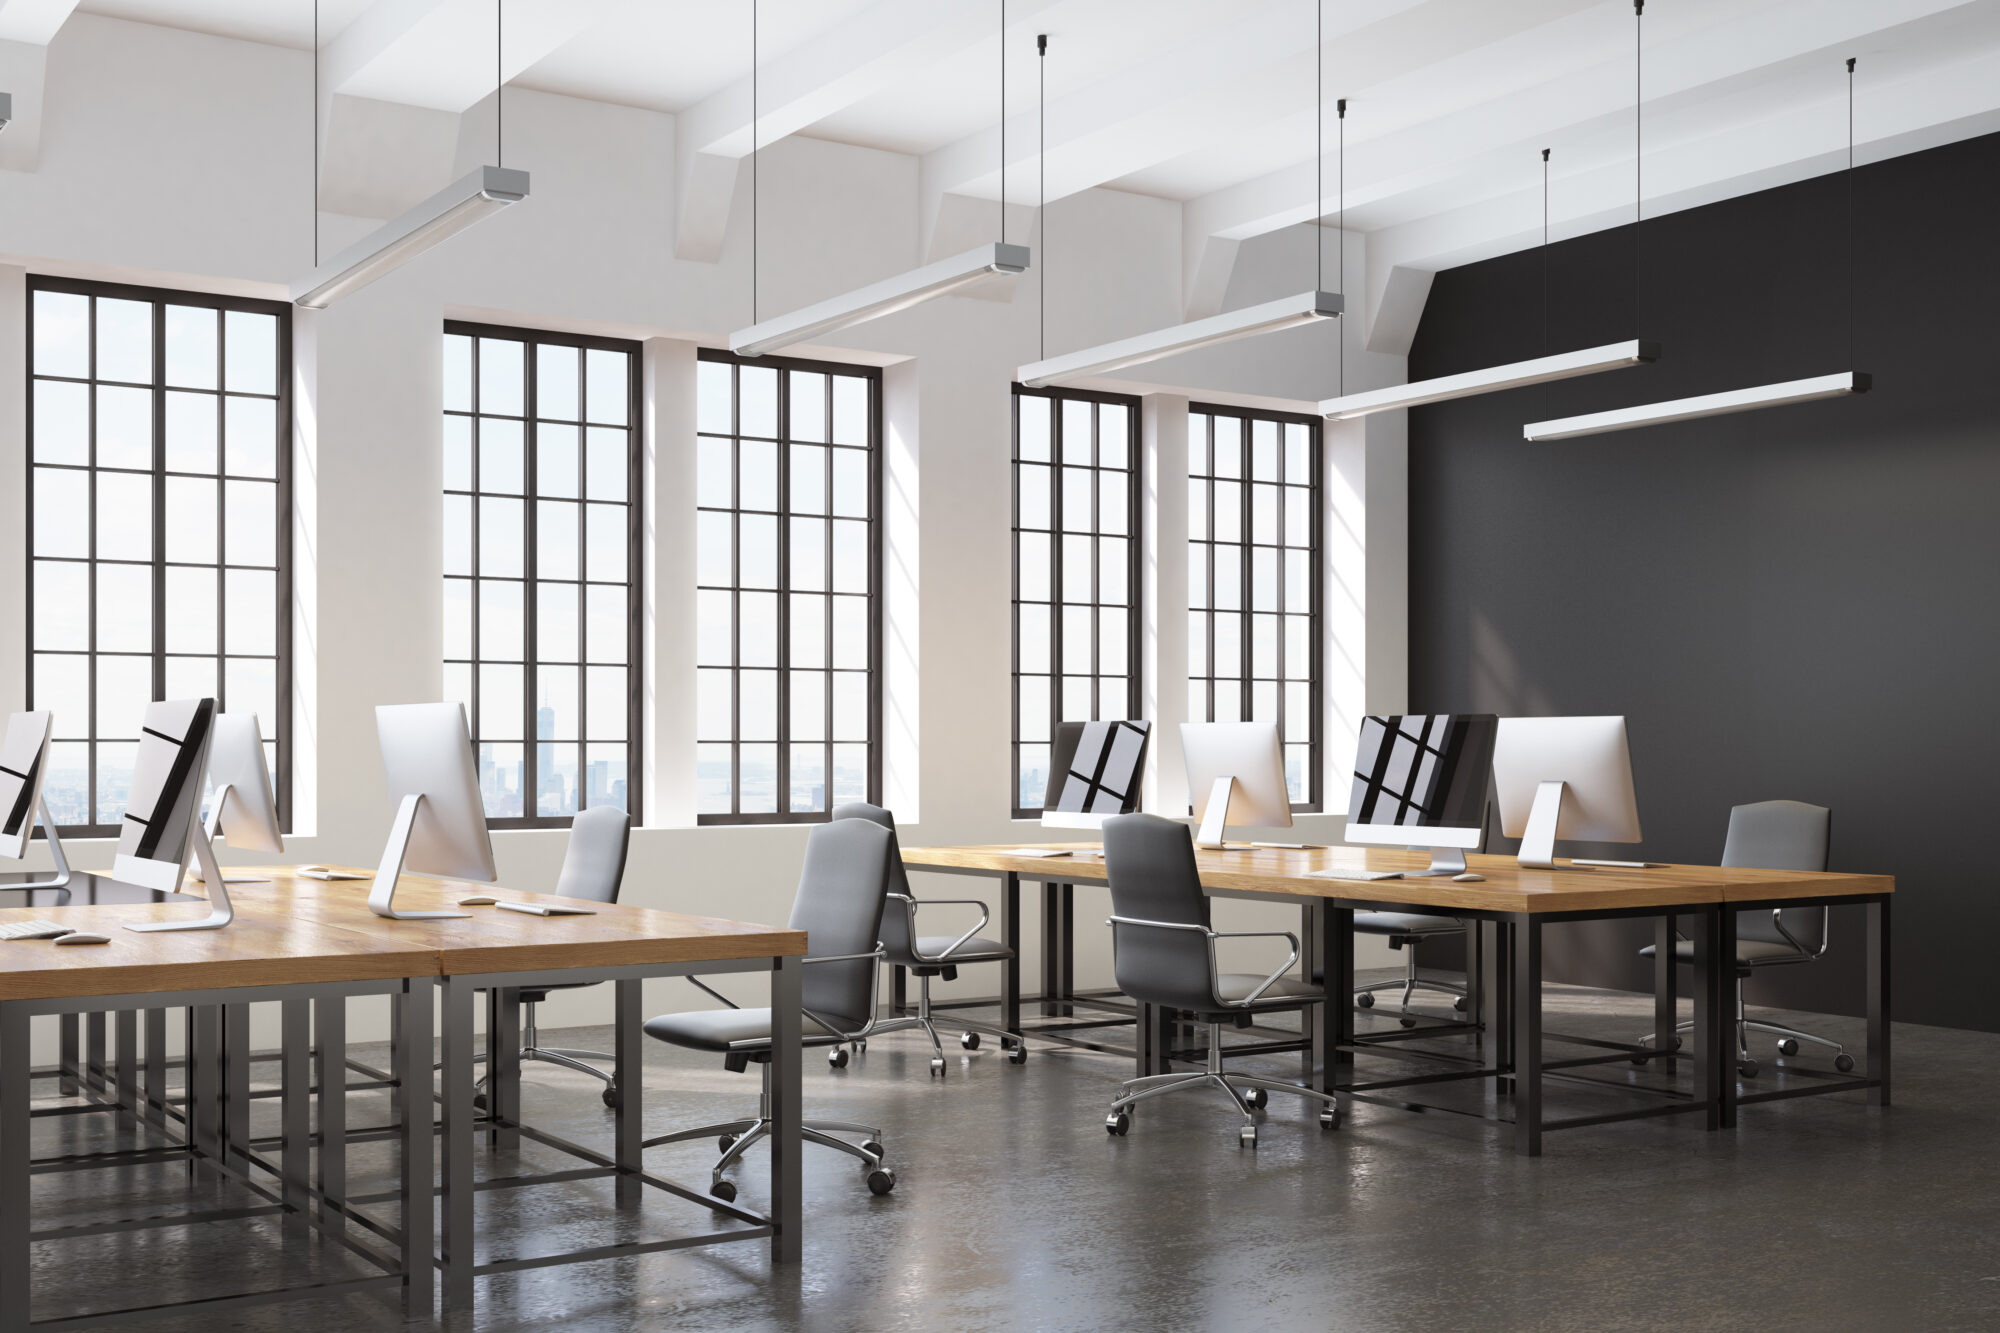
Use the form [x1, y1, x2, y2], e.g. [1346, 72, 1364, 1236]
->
[601, 1085, 621, 1109]
[1834, 1053, 1855, 1073]
[1778, 1038, 1799, 1057]
[929, 1057, 945, 1077]
[472, 1092, 487, 1111]
[1400, 1017, 1417, 1029]
[1319, 1107, 1340, 1131]
[1239, 1125, 1258, 1149]
[862, 1139, 885, 1161]
[1673, 1036, 1684, 1051]
[1244, 1086, 1268, 1110]
[1007, 1042, 1027, 1065]
[710, 1179, 737, 1203]
[866, 1167, 897, 1195]
[828, 1047, 849, 1069]
[1105, 1111, 1130, 1136]
[960, 1031, 980, 1050]
[853, 1039, 867, 1053]
[1630, 1053, 1649, 1066]
[1356, 992, 1375, 1009]
[718, 1134, 737, 1153]
[1739, 1059, 1760, 1078]
[1454, 996, 1468, 1012]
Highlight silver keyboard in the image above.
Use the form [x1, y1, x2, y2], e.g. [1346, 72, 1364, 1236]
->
[1304, 869, 1405, 882]
[0, 919, 75, 940]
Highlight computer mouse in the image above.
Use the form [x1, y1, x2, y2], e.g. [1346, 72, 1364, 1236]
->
[1451, 873, 1485, 883]
[54, 932, 110, 945]
[457, 895, 497, 907]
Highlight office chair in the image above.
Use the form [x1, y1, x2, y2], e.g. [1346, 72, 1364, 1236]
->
[642, 818, 898, 1199]
[830, 801, 1026, 1076]
[1635, 800, 1853, 1078]
[1352, 913, 1470, 1018]
[1098, 812, 1342, 1148]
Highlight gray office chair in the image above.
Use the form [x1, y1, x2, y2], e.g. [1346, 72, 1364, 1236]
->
[1098, 812, 1342, 1148]
[470, 806, 631, 1108]
[642, 818, 898, 1198]
[1352, 913, 1470, 1018]
[830, 801, 1026, 1076]
[1636, 800, 1853, 1077]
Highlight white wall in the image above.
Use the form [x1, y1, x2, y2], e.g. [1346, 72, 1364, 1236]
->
[0, 15, 1411, 1039]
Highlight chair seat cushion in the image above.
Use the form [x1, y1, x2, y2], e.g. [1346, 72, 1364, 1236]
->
[1353, 912, 1464, 936]
[519, 981, 599, 1004]
[1639, 939, 1804, 966]
[886, 935, 1013, 967]
[642, 1008, 857, 1053]
[1215, 973, 1325, 1006]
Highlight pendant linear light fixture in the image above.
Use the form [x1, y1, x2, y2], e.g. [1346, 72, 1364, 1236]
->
[1523, 15, 1869, 441]
[730, 1, 1030, 356]
[1018, 0, 1341, 389]
[290, 1, 529, 308]
[1319, 45, 1658, 418]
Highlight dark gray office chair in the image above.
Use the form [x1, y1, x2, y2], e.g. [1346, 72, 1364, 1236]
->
[470, 806, 630, 1108]
[1099, 812, 1342, 1148]
[830, 801, 1026, 1076]
[1352, 913, 1470, 1017]
[1636, 800, 1852, 1077]
[642, 818, 897, 1198]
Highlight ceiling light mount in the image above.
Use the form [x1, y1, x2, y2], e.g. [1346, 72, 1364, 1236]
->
[291, 166, 530, 309]
[731, 243, 1030, 357]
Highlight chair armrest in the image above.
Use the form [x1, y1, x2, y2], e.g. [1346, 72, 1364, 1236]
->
[900, 897, 993, 961]
[1770, 906, 1831, 960]
[1211, 930, 1301, 1007]
[685, 976, 742, 1010]
[1106, 914, 1214, 936]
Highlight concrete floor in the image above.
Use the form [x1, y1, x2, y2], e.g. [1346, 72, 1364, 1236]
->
[24, 971, 2000, 1332]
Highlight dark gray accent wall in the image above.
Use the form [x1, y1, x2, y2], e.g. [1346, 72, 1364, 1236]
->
[1407, 130, 2000, 1032]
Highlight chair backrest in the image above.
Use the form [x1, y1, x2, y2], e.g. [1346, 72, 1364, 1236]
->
[789, 818, 893, 1025]
[554, 806, 630, 904]
[1722, 800, 1831, 950]
[830, 802, 916, 956]
[1101, 813, 1223, 1013]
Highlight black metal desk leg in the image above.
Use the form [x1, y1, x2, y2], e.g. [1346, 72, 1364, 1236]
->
[1484, 920, 1512, 1084]
[1654, 914, 1678, 1062]
[614, 978, 642, 1206]
[438, 976, 475, 1314]
[224, 1001, 251, 1170]
[1001, 872, 1021, 1041]
[491, 987, 521, 1151]
[87, 1010, 106, 1094]
[0, 1004, 29, 1333]
[1058, 883, 1075, 1008]
[1330, 905, 1355, 1075]
[399, 979, 435, 1320]
[771, 955, 803, 1264]
[59, 1012, 78, 1096]
[281, 998, 310, 1234]
[1512, 915, 1542, 1157]
[1041, 882, 1060, 1016]
[1868, 897, 1891, 1108]
[315, 995, 346, 1231]
[891, 964, 906, 1016]
[143, 1008, 167, 1128]
[189, 1005, 223, 1173]
[1464, 921, 1483, 1032]
[1690, 904, 1725, 1131]
[115, 1009, 137, 1127]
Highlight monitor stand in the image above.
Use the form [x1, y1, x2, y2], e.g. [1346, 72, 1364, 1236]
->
[181, 790, 272, 886]
[5, 798, 74, 892]
[369, 793, 471, 920]
[125, 786, 235, 932]
[1405, 847, 1470, 878]
[1517, 779, 1569, 869]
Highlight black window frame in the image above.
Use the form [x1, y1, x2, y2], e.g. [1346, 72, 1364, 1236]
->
[1010, 383, 1144, 820]
[25, 274, 294, 839]
[694, 348, 885, 826]
[1185, 401, 1323, 813]
[442, 319, 645, 829]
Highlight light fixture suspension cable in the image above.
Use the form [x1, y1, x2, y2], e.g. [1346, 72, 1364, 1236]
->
[752, 0, 758, 327]
[1846, 56, 1856, 367]
[1038, 32, 1047, 362]
[312, 0, 319, 266]
[1315, 0, 1322, 294]
[1633, 0, 1642, 337]
[1337, 97, 1346, 397]
[999, 0, 1006, 246]
[1542, 147, 1550, 361]
[496, 0, 503, 167]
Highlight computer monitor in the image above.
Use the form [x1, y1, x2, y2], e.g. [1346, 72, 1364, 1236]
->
[184, 713, 283, 887]
[1181, 721, 1292, 849]
[372, 701, 497, 920]
[118, 698, 235, 932]
[1344, 714, 1499, 876]
[1040, 720, 1151, 829]
[0, 710, 71, 889]
[1491, 715, 1642, 869]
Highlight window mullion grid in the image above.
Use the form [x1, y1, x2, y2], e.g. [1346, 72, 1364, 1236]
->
[563, 346, 577, 813]
[1308, 421, 1323, 810]
[523, 337, 543, 821]
[729, 366, 744, 818]
[213, 311, 230, 737]
[1009, 393, 1023, 814]
[1049, 398, 1064, 739]
[1271, 419, 1287, 800]
[1126, 406, 1140, 721]
[149, 300, 167, 712]
[468, 337, 484, 782]
[1204, 416, 1216, 724]
[775, 369, 792, 817]
[1239, 447, 1253, 726]
[86, 295, 100, 824]
[820, 374, 833, 814]
[1089, 405, 1102, 720]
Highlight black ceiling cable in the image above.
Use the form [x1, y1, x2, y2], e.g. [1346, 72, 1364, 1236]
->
[1337, 97, 1346, 397]
[312, 0, 319, 267]
[752, 0, 758, 326]
[1000, 0, 1006, 246]
[1315, 0, 1322, 295]
[1846, 56, 1856, 368]
[1633, 0, 1643, 340]
[496, 0, 503, 166]
[1038, 32, 1048, 362]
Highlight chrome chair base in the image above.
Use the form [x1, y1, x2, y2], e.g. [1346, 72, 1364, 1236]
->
[1104, 1021, 1341, 1148]
[471, 999, 619, 1104]
[1355, 947, 1468, 1012]
[1636, 983, 1852, 1075]
[867, 972, 1026, 1076]
[642, 1063, 895, 1197]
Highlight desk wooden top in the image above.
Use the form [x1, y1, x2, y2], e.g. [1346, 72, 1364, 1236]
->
[900, 844, 1893, 915]
[222, 867, 807, 976]
[0, 898, 440, 1002]
[0, 867, 804, 1000]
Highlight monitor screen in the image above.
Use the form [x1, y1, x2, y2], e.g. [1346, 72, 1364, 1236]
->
[1045, 720, 1151, 816]
[117, 698, 216, 867]
[0, 712, 53, 860]
[1347, 714, 1496, 831]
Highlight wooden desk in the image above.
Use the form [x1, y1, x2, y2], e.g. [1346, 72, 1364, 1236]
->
[225, 867, 808, 1315]
[902, 842, 1893, 1154]
[0, 900, 438, 1331]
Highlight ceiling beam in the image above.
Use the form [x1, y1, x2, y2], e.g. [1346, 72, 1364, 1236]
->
[328, 0, 614, 114]
[0, 0, 78, 46]
[0, 0, 78, 170]
[675, 0, 1062, 263]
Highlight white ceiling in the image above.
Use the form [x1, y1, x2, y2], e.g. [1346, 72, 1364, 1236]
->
[48, 0, 2000, 325]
